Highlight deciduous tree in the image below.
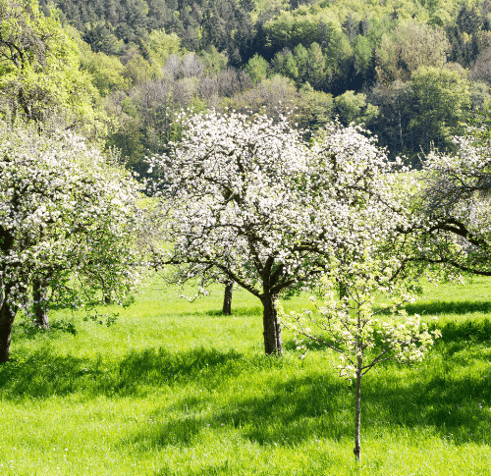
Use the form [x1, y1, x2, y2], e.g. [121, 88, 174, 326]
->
[417, 133, 491, 277]
[149, 112, 411, 355]
[0, 0, 103, 132]
[280, 257, 439, 462]
[0, 124, 142, 362]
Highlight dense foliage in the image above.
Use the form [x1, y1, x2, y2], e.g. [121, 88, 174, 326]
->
[0, 0, 104, 132]
[0, 124, 143, 362]
[0, 0, 470, 175]
[149, 111, 415, 356]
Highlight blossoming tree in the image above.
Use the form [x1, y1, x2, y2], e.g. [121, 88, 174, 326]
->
[149, 111, 413, 355]
[279, 255, 440, 462]
[417, 135, 491, 276]
[0, 124, 142, 362]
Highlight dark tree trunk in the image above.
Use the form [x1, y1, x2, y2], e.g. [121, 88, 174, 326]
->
[222, 282, 233, 315]
[339, 281, 347, 300]
[33, 279, 49, 329]
[353, 357, 362, 462]
[261, 293, 283, 356]
[101, 279, 112, 305]
[0, 298, 15, 363]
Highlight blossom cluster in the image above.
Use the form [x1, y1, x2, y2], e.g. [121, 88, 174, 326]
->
[418, 134, 491, 277]
[148, 111, 414, 299]
[0, 124, 143, 315]
[279, 257, 440, 382]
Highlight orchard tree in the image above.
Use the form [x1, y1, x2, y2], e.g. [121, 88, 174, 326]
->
[280, 255, 440, 462]
[0, 124, 143, 362]
[148, 111, 412, 355]
[416, 134, 491, 276]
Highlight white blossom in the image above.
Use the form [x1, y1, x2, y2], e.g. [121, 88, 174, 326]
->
[0, 123, 144, 360]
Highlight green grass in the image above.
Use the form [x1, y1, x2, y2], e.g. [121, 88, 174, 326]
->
[1, 277, 491, 475]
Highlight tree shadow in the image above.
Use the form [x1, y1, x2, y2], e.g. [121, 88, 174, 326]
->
[12, 318, 77, 341]
[125, 371, 350, 453]
[0, 346, 245, 400]
[426, 319, 491, 358]
[127, 354, 491, 457]
[198, 306, 263, 317]
[404, 300, 491, 316]
[155, 461, 237, 476]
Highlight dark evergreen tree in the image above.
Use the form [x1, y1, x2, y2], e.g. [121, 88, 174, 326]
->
[342, 13, 359, 44]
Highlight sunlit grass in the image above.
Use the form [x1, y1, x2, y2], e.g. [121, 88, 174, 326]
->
[1, 277, 491, 475]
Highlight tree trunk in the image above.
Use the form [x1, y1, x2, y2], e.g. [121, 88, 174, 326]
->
[0, 298, 15, 363]
[33, 279, 49, 329]
[398, 109, 404, 151]
[222, 282, 233, 315]
[101, 280, 112, 305]
[339, 281, 347, 300]
[261, 293, 283, 356]
[353, 357, 362, 462]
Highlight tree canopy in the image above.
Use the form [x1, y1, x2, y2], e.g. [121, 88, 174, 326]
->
[0, 123, 143, 362]
[149, 111, 413, 355]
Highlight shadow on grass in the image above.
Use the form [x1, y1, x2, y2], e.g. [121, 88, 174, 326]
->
[0, 346, 245, 400]
[47, 295, 136, 312]
[125, 348, 491, 456]
[12, 318, 77, 340]
[2, 334, 490, 456]
[185, 306, 263, 317]
[131, 360, 491, 457]
[404, 300, 491, 316]
[429, 318, 491, 347]
[155, 462, 241, 476]
[126, 371, 349, 451]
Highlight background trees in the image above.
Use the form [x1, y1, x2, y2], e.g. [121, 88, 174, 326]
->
[0, 0, 103, 132]
[15, 0, 491, 171]
[410, 66, 470, 152]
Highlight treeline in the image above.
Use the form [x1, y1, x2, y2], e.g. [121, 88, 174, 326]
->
[7, 0, 491, 169]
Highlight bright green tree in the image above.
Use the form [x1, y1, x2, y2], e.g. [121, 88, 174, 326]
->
[352, 34, 373, 78]
[0, 0, 104, 133]
[80, 49, 131, 96]
[201, 45, 228, 75]
[410, 65, 470, 151]
[300, 82, 334, 129]
[306, 41, 326, 89]
[245, 53, 269, 85]
[334, 90, 379, 126]
[146, 28, 183, 67]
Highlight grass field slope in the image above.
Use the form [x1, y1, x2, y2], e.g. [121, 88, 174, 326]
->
[1, 277, 491, 475]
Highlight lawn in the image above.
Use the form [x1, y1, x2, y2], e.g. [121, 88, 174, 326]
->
[1, 276, 491, 475]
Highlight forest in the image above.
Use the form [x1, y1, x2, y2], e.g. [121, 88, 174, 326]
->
[3, 0, 491, 173]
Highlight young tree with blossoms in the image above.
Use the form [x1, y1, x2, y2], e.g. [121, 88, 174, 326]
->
[148, 111, 414, 355]
[0, 124, 143, 362]
[279, 255, 440, 462]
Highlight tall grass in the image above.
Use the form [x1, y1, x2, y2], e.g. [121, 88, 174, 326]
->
[0, 277, 490, 475]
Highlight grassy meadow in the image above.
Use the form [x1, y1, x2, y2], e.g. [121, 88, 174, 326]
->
[1, 276, 491, 475]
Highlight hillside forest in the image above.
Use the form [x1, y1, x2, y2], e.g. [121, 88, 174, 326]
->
[3, 0, 491, 174]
